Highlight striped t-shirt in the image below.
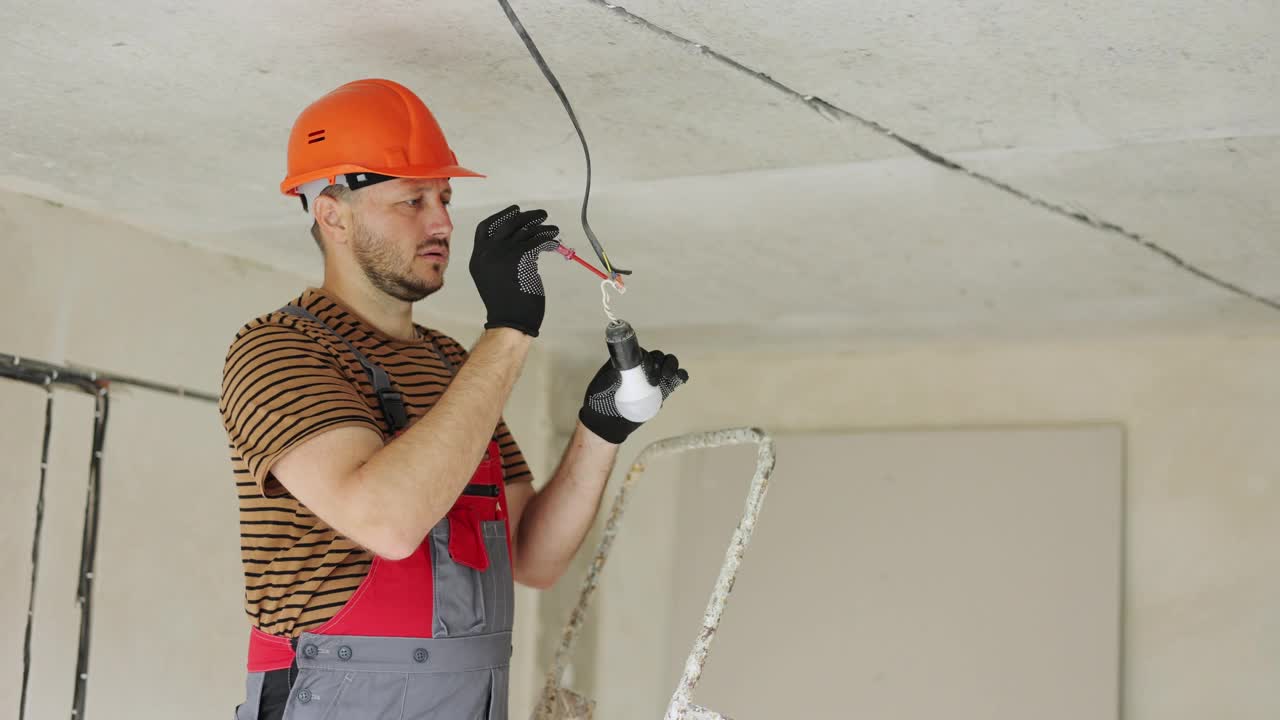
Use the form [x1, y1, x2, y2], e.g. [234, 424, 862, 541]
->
[219, 287, 532, 637]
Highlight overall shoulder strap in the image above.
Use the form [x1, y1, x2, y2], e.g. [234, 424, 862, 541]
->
[278, 305, 409, 434]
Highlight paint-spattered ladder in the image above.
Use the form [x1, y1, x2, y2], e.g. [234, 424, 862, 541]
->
[532, 428, 777, 720]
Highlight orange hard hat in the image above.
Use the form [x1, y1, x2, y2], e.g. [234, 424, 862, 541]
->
[280, 78, 483, 205]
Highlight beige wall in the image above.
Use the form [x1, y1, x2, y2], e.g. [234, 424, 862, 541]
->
[0, 190, 553, 718]
[549, 332, 1280, 720]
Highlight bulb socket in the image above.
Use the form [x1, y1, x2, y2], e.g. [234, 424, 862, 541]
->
[605, 319, 644, 371]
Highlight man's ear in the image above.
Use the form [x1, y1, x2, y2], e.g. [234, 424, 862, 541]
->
[314, 193, 351, 243]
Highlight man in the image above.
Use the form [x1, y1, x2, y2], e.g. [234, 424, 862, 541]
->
[221, 78, 687, 719]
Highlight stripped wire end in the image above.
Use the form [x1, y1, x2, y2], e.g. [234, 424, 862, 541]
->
[601, 277, 626, 323]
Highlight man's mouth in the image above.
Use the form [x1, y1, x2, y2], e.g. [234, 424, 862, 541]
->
[418, 246, 449, 262]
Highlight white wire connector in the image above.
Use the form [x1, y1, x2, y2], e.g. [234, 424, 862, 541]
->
[601, 278, 626, 323]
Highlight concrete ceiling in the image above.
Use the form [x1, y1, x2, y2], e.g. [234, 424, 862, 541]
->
[3, 0, 1278, 359]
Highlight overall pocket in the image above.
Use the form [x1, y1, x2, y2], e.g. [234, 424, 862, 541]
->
[431, 452, 510, 637]
[429, 512, 514, 636]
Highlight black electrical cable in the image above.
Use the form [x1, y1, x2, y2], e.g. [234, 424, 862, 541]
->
[17, 387, 54, 720]
[70, 387, 109, 720]
[496, 0, 630, 278]
[1, 353, 211, 720]
[0, 353, 218, 404]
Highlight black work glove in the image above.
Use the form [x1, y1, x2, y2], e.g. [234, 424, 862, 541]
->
[579, 350, 689, 444]
[470, 205, 561, 337]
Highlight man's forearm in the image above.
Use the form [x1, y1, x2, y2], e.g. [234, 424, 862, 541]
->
[352, 327, 532, 554]
[513, 422, 619, 588]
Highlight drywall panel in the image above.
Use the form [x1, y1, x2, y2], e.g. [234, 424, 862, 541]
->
[599, 426, 1124, 720]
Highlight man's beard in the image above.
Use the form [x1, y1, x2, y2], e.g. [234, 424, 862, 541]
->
[352, 220, 445, 302]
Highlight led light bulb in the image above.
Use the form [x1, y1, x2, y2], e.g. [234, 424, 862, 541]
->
[605, 319, 662, 423]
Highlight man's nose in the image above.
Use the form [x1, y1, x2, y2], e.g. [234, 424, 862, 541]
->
[423, 205, 453, 240]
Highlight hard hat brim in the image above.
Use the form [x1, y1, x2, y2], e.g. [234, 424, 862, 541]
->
[281, 163, 485, 196]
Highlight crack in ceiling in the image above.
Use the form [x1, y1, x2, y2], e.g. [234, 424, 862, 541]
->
[583, 0, 1280, 314]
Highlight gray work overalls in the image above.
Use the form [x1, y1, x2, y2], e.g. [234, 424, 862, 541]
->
[235, 306, 515, 719]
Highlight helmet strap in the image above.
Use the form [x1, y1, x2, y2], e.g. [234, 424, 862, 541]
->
[297, 172, 398, 217]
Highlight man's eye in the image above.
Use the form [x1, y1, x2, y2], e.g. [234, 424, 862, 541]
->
[404, 197, 422, 207]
